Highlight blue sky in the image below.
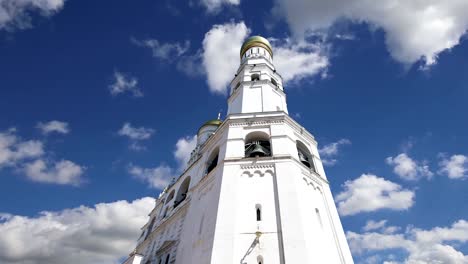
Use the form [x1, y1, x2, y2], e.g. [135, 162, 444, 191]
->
[1, 0, 468, 263]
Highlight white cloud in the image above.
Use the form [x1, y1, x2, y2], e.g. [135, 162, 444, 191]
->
[363, 220, 387, 232]
[318, 138, 351, 166]
[0, 129, 44, 168]
[128, 164, 174, 189]
[132, 38, 190, 61]
[363, 219, 400, 234]
[109, 71, 143, 98]
[0, 197, 154, 264]
[133, 38, 204, 77]
[348, 220, 468, 264]
[37, 120, 70, 135]
[0, 128, 84, 186]
[200, 0, 240, 13]
[274, 0, 468, 67]
[23, 159, 84, 186]
[118, 123, 154, 141]
[128, 135, 197, 189]
[201, 21, 330, 94]
[319, 138, 351, 156]
[202, 21, 250, 94]
[336, 174, 414, 216]
[386, 153, 433, 181]
[272, 39, 329, 84]
[174, 135, 197, 170]
[0, 0, 65, 31]
[118, 123, 155, 151]
[439, 154, 468, 179]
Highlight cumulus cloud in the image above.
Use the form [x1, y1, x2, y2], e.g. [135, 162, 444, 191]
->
[118, 123, 154, 141]
[274, 0, 468, 67]
[23, 159, 84, 186]
[438, 154, 468, 179]
[118, 123, 155, 151]
[272, 39, 329, 83]
[386, 153, 433, 181]
[200, 0, 240, 13]
[201, 21, 330, 94]
[348, 219, 468, 263]
[136, 21, 329, 94]
[318, 138, 351, 166]
[0, 128, 44, 168]
[0, 128, 84, 186]
[174, 135, 197, 169]
[128, 135, 197, 189]
[363, 219, 400, 234]
[36, 120, 70, 135]
[109, 71, 143, 98]
[0, 0, 65, 31]
[0, 197, 154, 264]
[336, 174, 414, 216]
[128, 164, 174, 189]
[202, 21, 250, 94]
[363, 220, 388, 232]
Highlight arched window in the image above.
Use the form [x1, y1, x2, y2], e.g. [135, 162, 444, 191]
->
[145, 217, 155, 239]
[296, 141, 315, 171]
[174, 177, 191, 208]
[256, 204, 262, 221]
[251, 73, 260, 81]
[206, 149, 219, 174]
[271, 78, 277, 87]
[165, 190, 175, 205]
[162, 206, 169, 218]
[245, 132, 271, 158]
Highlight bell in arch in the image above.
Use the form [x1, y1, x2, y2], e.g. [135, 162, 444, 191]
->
[245, 141, 271, 157]
[298, 151, 311, 168]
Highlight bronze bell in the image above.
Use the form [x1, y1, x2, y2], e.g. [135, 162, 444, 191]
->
[249, 143, 268, 157]
[298, 151, 311, 168]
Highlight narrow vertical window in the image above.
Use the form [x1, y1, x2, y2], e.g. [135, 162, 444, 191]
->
[164, 254, 170, 264]
[316, 208, 323, 228]
[256, 204, 262, 221]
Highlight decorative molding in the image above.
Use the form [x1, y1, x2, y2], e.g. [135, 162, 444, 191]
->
[229, 119, 284, 128]
[240, 164, 274, 170]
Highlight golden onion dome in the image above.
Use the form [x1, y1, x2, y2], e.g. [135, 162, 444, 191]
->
[240, 35, 273, 59]
[198, 119, 222, 134]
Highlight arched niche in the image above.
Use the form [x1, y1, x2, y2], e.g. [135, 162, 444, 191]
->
[206, 147, 219, 175]
[174, 176, 191, 208]
[296, 140, 315, 171]
[165, 190, 175, 205]
[245, 131, 271, 158]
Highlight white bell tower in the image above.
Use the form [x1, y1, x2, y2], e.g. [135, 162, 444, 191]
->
[227, 36, 288, 115]
[123, 36, 354, 264]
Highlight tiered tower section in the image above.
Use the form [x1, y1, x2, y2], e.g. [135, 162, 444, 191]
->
[123, 36, 354, 264]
